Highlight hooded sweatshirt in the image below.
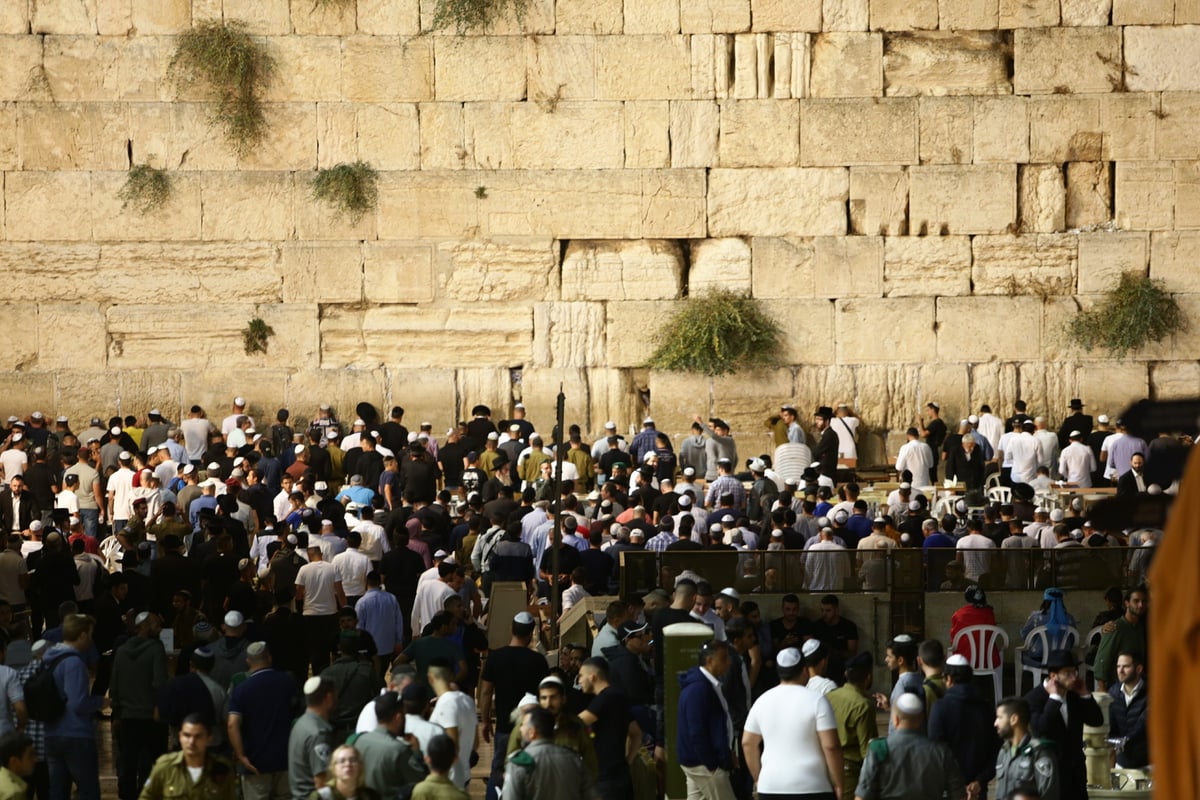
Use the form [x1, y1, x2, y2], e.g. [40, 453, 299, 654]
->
[210, 636, 250, 688]
[110, 635, 168, 720]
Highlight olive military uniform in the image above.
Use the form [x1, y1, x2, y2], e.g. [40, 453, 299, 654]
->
[994, 735, 1060, 800]
[138, 752, 237, 800]
[854, 730, 966, 800]
[826, 683, 877, 790]
[505, 717, 598, 782]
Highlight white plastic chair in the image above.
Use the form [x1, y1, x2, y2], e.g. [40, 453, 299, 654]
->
[1015, 624, 1080, 695]
[952, 624, 1009, 701]
[932, 496, 955, 519]
[1077, 625, 1106, 687]
[987, 486, 1012, 503]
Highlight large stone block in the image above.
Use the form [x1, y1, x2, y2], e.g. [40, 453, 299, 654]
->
[320, 306, 533, 369]
[624, 101, 671, 168]
[938, 0, 999, 29]
[0, 373, 57, 421]
[809, 32, 883, 97]
[624, 0, 680, 33]
[1125, 26, 1200, 92]
[0, 104, 16, 170]
[801, 98, 917, 165]
[595, 36, 692, 100]
[89, 171, 205, 243]
[690, 238, 753, 295]
[718, 99, 800, 167]
[266, 37, 344, 103]
[384, 368, 457, 432]
[647, 370, 712, 439]
[0, 1, 28, 33]
[710, 368, 796, 441]
[1060, 0, 1111, 24]
[32, 0, 97, 33]
[884, 31, 1010, 96]
[556, 0, 621, 33]
[532, 303, 606, 368]
[823, 0, 868, 30]
[87, 242, 282, 304]
[0, 305, 39, 372]
[237, 104, 319, 171]
[1076, 365, 1148, 414]
[1114, 162, 1174, 231]
[606, 300, 685, 367]
[0, 37, 40, 101]
[1151, 232, 1200, 294]
[1018, 164, 1066, 234]
[751, 237, 817, 299]
[285, 369, 385, 422]
[200, 172, 295, 241]
[752, 0, 821, 31]
[282, 242, 364, 304]
[37, 303, 107, 369]
[1065, 162, 1112, 230]
[708, 167, 849, 236]
[467, 101, 627, 170]
[434, 36, 527, 101]
[974, 96, 1029, 163]
[1028, 97, 1102, 162]
[1177, 161, 1200, 231]
[1183, 0, 1200, 24]
[131, 0, 189, 33]
[455, 369, 515, 426]
[919, 96, 973, 164]
[295, 171, 378, 244]
[222, 0, 291, 34]
[1151, 361, 1200, 400]
[998, 0, 1058, 27]
[1099, 95, 1159, 159]
[4, 171, 93, 241]
[514, 367, 594, 432]
[680, 0, 750, 32]
[110, 370, 186, 422]
[1158, 93, 1200, 160]
[909, 164, 1016, 235]
[972, 235, 1078, 295]
[527, 36, 597, 103]
[670, 100, 720, 167]
[128, 103, 238, 172]
[341, 36, 433, 102]
[812, 237, 883, 298]
[969, 362, 1018, 418]
[356, 0, 421, 35]
[1014, 28, 1122, 95]
[363, 242, 436, 304]
[937, 297, 1043, 361]
[436, 238, 559, 302]
[850, 167, 908, 234]
[882, 236, 972, 297]
[871, 0, 937, 29]
[292, 0, 355, 34]
[42, 35, 162, 102]
[836, 297, 936, 362]
[417, 103, 466, 170]
[561, 240, 684, 301]
[418, 0, 554, 34]
[1077, 232, 1148, 294]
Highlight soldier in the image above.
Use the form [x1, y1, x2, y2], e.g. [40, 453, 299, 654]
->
[993, 697, 1059, 800]
[826, 652, 877, 791]
[501, 707, 588, 800]
[139, 714, 236, 800]
[854, 693, 966, 800]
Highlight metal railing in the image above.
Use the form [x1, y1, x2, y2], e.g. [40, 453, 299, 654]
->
[619, 546, 1151, 598]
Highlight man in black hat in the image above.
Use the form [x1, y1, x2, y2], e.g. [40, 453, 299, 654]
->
[1023, 650, 1102, 800]
[1057, 399, 1093, 450]
[812, 407, 838, 482]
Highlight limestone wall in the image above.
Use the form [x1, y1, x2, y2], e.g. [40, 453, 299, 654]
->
[2, 0, 1199, 458]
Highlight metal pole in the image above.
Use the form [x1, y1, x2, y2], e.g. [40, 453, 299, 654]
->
[550, 384, 566, 653]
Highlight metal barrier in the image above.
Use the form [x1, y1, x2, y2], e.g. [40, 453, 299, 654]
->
[619, 546, 1151, 598]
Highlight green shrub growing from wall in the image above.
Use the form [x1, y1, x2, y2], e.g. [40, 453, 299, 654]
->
[1066, 271, 1187, 358]
[311, 162, 380, 224]
[117, 164, 173, 214]
[431, 0, 529, 33]
[646, 290, 784, 377]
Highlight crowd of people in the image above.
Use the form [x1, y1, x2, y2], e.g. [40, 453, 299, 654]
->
[0, 392, 1174, 800]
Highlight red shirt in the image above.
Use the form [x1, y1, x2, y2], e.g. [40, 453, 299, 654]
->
[950, 604, 1000, 663]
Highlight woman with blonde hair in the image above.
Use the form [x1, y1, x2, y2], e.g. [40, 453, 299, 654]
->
[310, 745, 381, 800]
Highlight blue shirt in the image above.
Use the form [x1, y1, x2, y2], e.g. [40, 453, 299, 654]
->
[45, 645, 103, 739]
[355, 588, 405, 655]
[189, 496, 218, 531]
[228, 668, 299, 773]
[335, 486, 375, 507]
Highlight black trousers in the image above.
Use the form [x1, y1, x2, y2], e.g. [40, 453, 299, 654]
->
[302, 614, 338, 676]
[114, 719, 166, 800]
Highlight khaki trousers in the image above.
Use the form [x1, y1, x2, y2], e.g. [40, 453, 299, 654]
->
[681, 765, 737, 800]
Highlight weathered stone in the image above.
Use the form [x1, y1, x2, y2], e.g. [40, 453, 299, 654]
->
[836, 297, 936, 362]
[527, 36, 597, 104]
[0, 104, 17, 170]
[752, 0, 821, 31]
[532, 303, 606, 367]
[363, 243, 436, 304]
[222, 0, 291, 34]
[801, 98, 917, 165]
[0, 372, 58, 421]
[809, 32, 883, 97]
[285, 369, 385, 421]
[624, 0, 680, 33]
[710, 368, 796, 438]
[670, 100, 720, 167]
[98, 2, 130, 36]
[624, 101, 670, 167]
[90, 171, 205, 243]
[434, 36, 527, 101]
[562, 240, 684, 301]
[587, 368, 645, 437]
[1076, 366, 1148, 416]
[595, 36, 692, 99]
[468, 101, 626, 170]
[919, 96, 973, 164]
[937, 297, 1043, 361]
[850, 167, 908, 234]
[436, 239, 559, 302]
[417, 102, 467, 171]
[41, 36, 162, 102]
[0, 1, 28, 33]
[1150, 232, 1200, 294]
[884, 32, 1009, 96]
[751, 238, 817, 299]
[1014, 28, 1121, 95]
[813, 237, 884, 298]
[92, 243, 283, 304]
[0, 305, 39, 372]
[883, 236, 972, 297]
[690, 238, 753, 295]
[418, 0, 554, 34]
[871, 0, 937, 29]
[1125, 26, 1200, 92]
[718, 99, 800, 167]
[969, 362, 1018, 417]
[1018, 164, 1066, 233]
[341, 36, 432, 102]
[555, 0, 621, 33]
[606, 300, 685, 367]
[0, 37, 40, 101]
[854, 364, 922, 436]
[708, 167, 849, 236]
[292, 0, 355, 35]
[515, 367, 594, 432]
[1028, 97, 1102, 162]
[384, 368, 457, 431]
[4, 171, 93, 241]
[1176, 161, 1200, 230]
[131, 0, 189, 33]
[1182, 0, 1200, 24]
[320, 306, 532, 369]
[32, 0, 97, 34]
[296, 171, 378, 243]
[909, 164, 1016, 235]
[972, 235, 1078, 295]
[37, 303, 106, 369]
[680, 0, 750, 32]
[730, 33, 762, 100]
[974, 96, 1030, 163]
[938, 0, 999, 29]
[1060, 0, 1111, 25]
[646, 370, 711, 438]
[1077, 232, 1148, 294]
[998, 0, 1058, 27]
[1150, 361, 1200, 400]
[356, 0, 421, 35]
[267, 38, 344, 103]
[822, 0, 868, 30]
[128, 103, 238, 172]
[200, 172, 295, 241]
[282, 242, 363, 304]
[1114, 162, 1175, 231]
[921, 363, 970, 428]
[1158, 93, 1200, 159]
[1065, 162, 1112, 229]
[455, 369, 513, 423]
[238, 104, 319, 171]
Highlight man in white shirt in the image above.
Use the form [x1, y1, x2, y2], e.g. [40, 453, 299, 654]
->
[805, 528, 850, 592]
[1058, 431, 1097, 487]
[976, 405, 1005, 452]
[295, 545, 346, 675]
[331, 531, 372, 606]
[222, 396, 252, 436]
[956, 520, 996, 582]
[428, 664, 477, 790]
[353, 510, 391, 563]
[107, 452, 137, 532]
[410, 562, 459, 636]
[833, 404, 859, 463]
[1007, 422, 1042, 486]
[0, 436, 27, 483]
[895, 428, 934, 488]
[1032, 417, 1060, 472]
[180, 406, 215, 465]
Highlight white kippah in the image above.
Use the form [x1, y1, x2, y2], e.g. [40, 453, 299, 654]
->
[893, 634, 914, 643]
[801, 639, 821, 658]
[946, 654, 969, 667]
[303, 677, 323, 695]
[895, 693, 924, 715]
[776, 648, 802, 669]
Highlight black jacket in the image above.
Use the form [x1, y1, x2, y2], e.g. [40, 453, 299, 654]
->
[1107, 682, 1149, 768]
[946, 446, 986, 490]
[0, 489, 40, 534]
[1116, 469, 1147, 497]
[928, 683, 999, 785]
[601, 644, 654, 707]
[813, 428, 839, 478]
[1025, 684, 1103, 800]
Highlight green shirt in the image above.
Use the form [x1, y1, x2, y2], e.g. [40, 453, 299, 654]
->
[411, 774, 469, 800]
[0, 767, 27, 800]
[354, 726, 428, 800]
[138, 752, 236, 800]
[402, 637, 465, 681]
[1093, 616, 1146, 686]
[826, 684, 876, 764]
[855, 729, 965, 800]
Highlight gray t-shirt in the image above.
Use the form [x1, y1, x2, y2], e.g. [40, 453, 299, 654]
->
[63, 462, 100, 510]
[287, 710, 333, 800]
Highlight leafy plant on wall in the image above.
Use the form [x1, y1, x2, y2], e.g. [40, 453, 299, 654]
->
[646, 290, 784, 377]
[431, 0, 530, 33]
[311, 162, 380, 224]
[1066, 271, 1187, 358]
[117, 164, 173, 214]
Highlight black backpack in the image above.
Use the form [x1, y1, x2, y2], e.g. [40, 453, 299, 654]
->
[24, 651, 82, 722]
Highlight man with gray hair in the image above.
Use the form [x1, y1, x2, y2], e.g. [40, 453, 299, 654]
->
[854, 693, 966, 800]
[228, 642, 299, 800]
[946, 433, 986, 504]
